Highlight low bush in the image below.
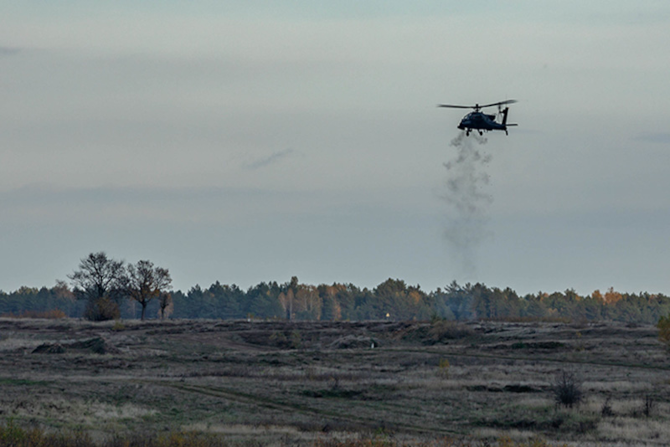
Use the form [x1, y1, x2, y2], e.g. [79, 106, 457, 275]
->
[438, 358, 451, 379]
[429, 321, 474, 342]
[84, 298, 120, 322]
[642, 394, 655, 417]
[657, 314, 670, 346]
[402, 321, 475, 345]
[551, 370, 583, 408]
[600, 397, 614, 417]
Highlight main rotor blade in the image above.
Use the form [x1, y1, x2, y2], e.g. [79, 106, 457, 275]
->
[478, 99, 518, 109]
[437, 104, 473, 109]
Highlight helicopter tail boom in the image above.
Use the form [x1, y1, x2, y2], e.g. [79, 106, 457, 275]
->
[501, 107, 517, 126]
[501, 107, 510, 126]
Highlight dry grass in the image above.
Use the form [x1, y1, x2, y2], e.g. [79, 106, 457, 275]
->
[597, 417, 670, 444]
[1, 309, 68, 319]
[0, 319, 668, 446]
[0, 420, 574, 447]
[0, 336, 45, 352]
[0, 421, 228, 446]
[6, 397, 157, 425]
[583, 381, 653, 393]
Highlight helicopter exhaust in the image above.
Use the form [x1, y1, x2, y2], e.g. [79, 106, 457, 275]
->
[442, 131, 492, 277]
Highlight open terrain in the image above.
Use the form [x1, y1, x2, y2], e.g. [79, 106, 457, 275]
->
[0, 318, 669, 446]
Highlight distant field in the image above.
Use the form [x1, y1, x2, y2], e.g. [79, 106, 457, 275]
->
[0, 318, 669, 446]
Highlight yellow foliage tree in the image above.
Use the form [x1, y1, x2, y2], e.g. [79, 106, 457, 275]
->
[604, 287, 622, 304]
[591, 289, 604, 301]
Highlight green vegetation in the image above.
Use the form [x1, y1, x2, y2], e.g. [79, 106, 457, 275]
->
[1, 253, 670, 324]
[3, 276, 670, 325]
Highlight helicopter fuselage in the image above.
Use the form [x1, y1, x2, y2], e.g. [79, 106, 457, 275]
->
[458, 112, 502, 131]
[439, 99, 517, 136]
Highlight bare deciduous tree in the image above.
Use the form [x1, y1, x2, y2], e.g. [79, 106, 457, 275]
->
[159, 292, 174, 320]
[126, 260, 172, 320]
[68, 252, 125, 321]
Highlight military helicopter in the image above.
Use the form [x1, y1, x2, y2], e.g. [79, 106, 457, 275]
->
[438, 99, 518, 136]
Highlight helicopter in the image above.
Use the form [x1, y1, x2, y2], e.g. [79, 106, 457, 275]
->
[438, 99, 518, 136]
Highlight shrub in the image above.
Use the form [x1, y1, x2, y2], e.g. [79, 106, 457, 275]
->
[642, 394, 655, 417]
[551, 370, 583, 408]
[84, 297, 120, 321]
[290, 329, 302, 349]
[112, 319, 126, 331]
[427, 321, 474, 344]
[438, 358, 451, 379]
[600, 397, 614, 417]
[657, 314, 670, 346]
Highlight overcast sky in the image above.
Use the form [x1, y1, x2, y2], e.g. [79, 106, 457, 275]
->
[2, 1, 670, 295]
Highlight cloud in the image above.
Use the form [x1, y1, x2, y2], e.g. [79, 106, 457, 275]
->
[0, 46, 20, 56]
[243, 148, 298, 170]
[0, 182, 354, 227]
[0, 184, 285, 225]
[634, 132, 670, 144]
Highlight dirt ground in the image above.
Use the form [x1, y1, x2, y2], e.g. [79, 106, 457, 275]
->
[1, 318, 669, 446]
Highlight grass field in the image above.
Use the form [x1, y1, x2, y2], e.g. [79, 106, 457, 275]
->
[0, 318, 668, 446]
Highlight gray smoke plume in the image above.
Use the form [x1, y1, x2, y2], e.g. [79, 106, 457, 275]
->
[442, 131, 492, 277]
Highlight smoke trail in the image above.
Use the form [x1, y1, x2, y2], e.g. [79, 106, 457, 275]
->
[442, 131, 492, 277]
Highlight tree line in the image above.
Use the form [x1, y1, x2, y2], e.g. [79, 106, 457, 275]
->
[1, 252, 670, 324]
